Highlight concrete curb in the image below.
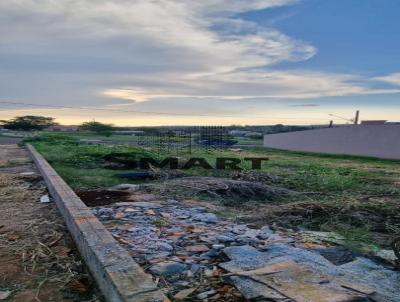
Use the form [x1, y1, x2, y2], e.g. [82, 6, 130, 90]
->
[26, 144, 169, 302]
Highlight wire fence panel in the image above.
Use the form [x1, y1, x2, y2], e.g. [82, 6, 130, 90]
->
[125, 126, 238, 156]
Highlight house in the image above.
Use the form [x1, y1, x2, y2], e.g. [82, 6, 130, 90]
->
[112, 130, 145, 135]
[47, 125, 79, 132]
[361, 120, 387, 125]
[229, 130, 263, 137]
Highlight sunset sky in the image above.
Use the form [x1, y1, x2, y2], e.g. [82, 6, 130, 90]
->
[1, 0, 399, 126]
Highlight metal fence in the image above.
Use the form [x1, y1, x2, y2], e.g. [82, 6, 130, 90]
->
[79, 126, 238, 155]
[133, 126, 237, 155]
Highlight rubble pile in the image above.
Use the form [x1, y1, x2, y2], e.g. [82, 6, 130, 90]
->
[91, 194, 400, 302]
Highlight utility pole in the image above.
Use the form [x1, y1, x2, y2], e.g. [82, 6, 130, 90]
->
[328, 114, 353, 124]
[354, 110, 360, 125]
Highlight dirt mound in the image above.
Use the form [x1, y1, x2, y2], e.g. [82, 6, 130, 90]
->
[241, 202, 334, 227]
[76, 189, 131, 206]
[102, 152, 138, 169]
[169, 177, 297, 204]
[240, 201, 400, 247]
[231, 170, 278, 184]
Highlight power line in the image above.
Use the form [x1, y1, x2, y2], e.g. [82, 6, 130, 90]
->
[0, 100, 330, 121]
[0, 100, 218, 117]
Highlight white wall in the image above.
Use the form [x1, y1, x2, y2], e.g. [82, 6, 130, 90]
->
[263, 124, 400, 160]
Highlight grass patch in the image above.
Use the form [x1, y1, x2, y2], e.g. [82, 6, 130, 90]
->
[27, 133, 157, 188]
[27, 132, 400, 250]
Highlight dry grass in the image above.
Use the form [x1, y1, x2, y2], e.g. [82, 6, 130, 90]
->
[0, 173, 40, 203]
[0, 172, 102, 301]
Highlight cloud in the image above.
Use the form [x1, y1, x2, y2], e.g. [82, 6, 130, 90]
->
[288, 104, 319, 107]
[0, 0, 399, 122]
[374, 73, 400, 86]
[100, 70, 400, 102]
[0, 0, 314, 76]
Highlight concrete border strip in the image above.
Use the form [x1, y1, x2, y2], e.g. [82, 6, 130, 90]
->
[26, 144, 169, 302]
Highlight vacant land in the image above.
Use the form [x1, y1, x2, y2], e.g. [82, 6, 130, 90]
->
[29, 133, 400, 253]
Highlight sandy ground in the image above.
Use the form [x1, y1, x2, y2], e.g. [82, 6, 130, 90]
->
[0, 144, 102, 302]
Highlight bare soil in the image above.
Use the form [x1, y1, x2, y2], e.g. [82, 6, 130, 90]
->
[76, 189, 131, 207]
[0, 144, 102, 302]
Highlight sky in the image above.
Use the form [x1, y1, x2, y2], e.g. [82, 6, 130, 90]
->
[0, 0, 399, 126]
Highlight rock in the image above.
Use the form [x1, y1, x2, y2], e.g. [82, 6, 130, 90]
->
[204, 269, 214, 277]
[145, 252, 171, 261]
[124, 207, 139, 213]
[229, 276, 286, 300]
[220, 245, 270, 272]
[166, 199, 179, 204]
[176, 209, 192, 219]
[186, 245, 209, 253]
[191, 207, 208, 213]
[111, 184, 139, 192]
[157, 242, 174, 252]
[186, 270, 194, 278]
[317, 247, 355, 265]
[200, 248, 221, 259]
[149, 261, 187, 276]
[128, 227, 151, 234]
[196, 289, 216, 299]
[19, 172, 37, 176]
[216, 235, 235, 243]
[231, 224, 248, 234]
[175, 281, 190, 287]
[258, 226, 274, 239]
[0, 290, 11, 300]
[97, 208, 114, 216]
[192, 213, 218, 224]
[212, 244, 225, 250]
[39, 194, 50, 203]
[374, 249, 398, 265]
[243, 229, 260, 238]
[174, 288, 196, 300]
[190, 264, 201, 274]
[130, 202, 161, 209]
[235, 235, 262, 245]
[265, 234, 294, 244]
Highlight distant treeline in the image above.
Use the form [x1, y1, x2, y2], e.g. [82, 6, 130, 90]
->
[112, 124, 323, 135]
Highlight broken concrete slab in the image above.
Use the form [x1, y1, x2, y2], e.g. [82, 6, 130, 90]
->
[115, 201, 161, 208]
[223, 257, 367, 302]
[228, 275, 287, 300]
[256, 243, 400, 302]
[220, 245, 271, 272]
[149, 261, 187, 276]
[317, 246, 355, 265]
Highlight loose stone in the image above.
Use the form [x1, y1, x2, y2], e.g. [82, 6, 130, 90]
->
[149, 261, 187, 276]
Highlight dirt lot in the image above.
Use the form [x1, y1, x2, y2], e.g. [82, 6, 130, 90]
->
[0, 144, 102, 302]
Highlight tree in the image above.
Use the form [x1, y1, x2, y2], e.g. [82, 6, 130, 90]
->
[0, 116, 56, 131]
[79, 121, 114, 136]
